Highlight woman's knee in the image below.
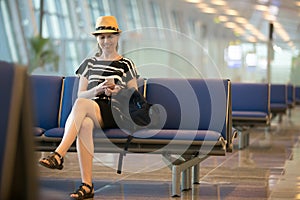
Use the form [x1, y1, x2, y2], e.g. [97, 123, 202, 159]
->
[80, 117, 94, 132]
[72, 98, 102, 127]
[73, 98, 91, 108]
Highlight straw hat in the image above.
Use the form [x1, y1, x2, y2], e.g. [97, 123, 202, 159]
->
[92, 16, 122, 35]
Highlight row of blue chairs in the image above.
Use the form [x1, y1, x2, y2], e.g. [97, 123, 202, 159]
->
[30, 75, 233, 197]
[231, 82, 300, 149]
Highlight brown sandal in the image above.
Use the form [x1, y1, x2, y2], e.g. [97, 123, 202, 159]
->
[39, 151, 64, 170]
[70, 182, 94, 199]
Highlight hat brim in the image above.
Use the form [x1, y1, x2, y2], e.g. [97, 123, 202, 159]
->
[91, 29, 122, 35]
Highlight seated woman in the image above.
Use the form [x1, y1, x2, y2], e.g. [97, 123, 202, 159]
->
[39, 15, 138, 199]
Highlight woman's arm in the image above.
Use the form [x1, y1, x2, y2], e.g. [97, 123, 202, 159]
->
[126, 77, 138, 90]
[77, 76, 107, 99]
[104, 77, 138, 96]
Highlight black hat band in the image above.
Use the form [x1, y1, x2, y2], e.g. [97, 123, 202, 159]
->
[95, 26, 119, 32]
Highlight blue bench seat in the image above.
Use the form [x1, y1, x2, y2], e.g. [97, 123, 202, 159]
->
[32, 76, 232, 197]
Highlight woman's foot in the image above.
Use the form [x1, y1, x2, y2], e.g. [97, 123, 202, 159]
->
[39, 151, 64, 170]
[70, 183, 94, 199]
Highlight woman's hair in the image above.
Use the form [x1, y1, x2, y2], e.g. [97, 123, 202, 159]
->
[95, 33, 119, 57]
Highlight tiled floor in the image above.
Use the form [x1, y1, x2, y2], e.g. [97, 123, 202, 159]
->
[37, 107, 300, 200]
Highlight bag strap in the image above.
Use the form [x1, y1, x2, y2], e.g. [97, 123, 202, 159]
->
[117, 135, 133, 174]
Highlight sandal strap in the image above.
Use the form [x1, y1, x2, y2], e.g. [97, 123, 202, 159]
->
[46, 152, 63, 167]
[81, 182, 93, 191]
[39, 151, 64, 170]
[75, 186, 85, 198]
[52, 151, 64, 163]
[42, 153, 59, 168]
[71, 183, 94, 199]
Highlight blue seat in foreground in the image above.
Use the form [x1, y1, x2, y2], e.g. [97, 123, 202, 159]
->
[0, 61, 37, 200]
[0, 62, 15, 199]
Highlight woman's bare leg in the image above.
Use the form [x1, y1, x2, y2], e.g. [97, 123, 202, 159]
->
[56, 98, 102, 156]
[40, 98, 102, 165]
[77, 117, 94, 184]
[40, 98, 102, 198]
[70, 117, 95, 198]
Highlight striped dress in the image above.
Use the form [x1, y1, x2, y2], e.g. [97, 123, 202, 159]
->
[75, 56, 139, 128]
[76, 56, 138, 90]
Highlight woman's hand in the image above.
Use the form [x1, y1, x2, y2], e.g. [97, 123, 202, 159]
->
[104, 85, 121, 96]
[94, 80, 108, 96]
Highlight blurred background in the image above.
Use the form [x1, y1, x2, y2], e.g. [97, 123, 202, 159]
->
[0, 0, 299, 83]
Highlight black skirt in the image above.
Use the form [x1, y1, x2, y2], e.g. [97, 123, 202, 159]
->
[94, 97, 118, 129]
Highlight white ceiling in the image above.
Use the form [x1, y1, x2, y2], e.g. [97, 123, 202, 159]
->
[185, 0, 300, 51]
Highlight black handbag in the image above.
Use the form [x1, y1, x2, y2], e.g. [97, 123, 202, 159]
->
[111, 87, 160, 132]
[111, 87, 163, 174]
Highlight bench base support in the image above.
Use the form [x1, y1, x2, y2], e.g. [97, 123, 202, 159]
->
[238, 130, 250, 149]
[162, 154, 209, 197]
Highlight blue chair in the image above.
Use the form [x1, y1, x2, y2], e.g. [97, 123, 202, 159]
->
[232, 82, 270, 126]
[270, 84, 288, 122]
[231, 82, 271, 149]
[296, 86, 300, 105]
[31, 75, 76, 151]
[43, 76, 79, 139]
[287, 84, 295, 117]
[30, 75, 63, 138]
[145, 78, 230, 142]
[287, 84, 295, 108]
[143, 78, 231, 196]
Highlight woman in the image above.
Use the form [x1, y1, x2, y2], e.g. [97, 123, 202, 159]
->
[39, 16, 138, 199]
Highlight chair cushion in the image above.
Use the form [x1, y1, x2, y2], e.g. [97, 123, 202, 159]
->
[44, 128, 65, 138]
[133, 129, 221, 141]
[33, 127, 45, 136]
[94, 129, 131, 139]
[270, 103, 288, 112]
[232, 111, 269, 119]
